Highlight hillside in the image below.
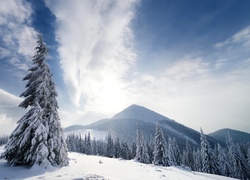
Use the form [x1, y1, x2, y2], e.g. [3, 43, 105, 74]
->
[209, 128, 250, 143]
[66, 104, 221, 149]
[0, 146, 235, 180]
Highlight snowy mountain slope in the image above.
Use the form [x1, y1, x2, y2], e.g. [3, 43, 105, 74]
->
[209, 128, 250, 144]
[81, 104, 221, 149]
[0, 146, 236, 180]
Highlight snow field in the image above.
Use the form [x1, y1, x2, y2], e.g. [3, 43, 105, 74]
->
[0, 146, 236, 180]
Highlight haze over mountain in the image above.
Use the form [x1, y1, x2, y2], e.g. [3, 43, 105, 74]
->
[65, 104, 222, 149]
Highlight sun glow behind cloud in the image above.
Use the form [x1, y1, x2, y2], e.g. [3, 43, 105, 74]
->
[1, 0, 250, 136]
[44, 0, 250, 132]
[46, 0, 138, 117]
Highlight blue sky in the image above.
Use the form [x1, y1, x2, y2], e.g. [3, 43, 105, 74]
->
[0, 0, 250, 135]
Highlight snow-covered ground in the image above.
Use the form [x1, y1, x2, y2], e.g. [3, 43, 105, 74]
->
[0, 146, 235, 180]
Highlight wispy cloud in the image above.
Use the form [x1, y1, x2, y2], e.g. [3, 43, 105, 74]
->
[0, 0, 37, 72]
[215, 25, 250, 49]
[46, 0, 138, 114]
[213, 25, 250, 77]
[128, 25, 250, 133]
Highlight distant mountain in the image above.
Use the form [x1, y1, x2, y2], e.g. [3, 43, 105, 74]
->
[65, 104, 221, 149]
[64, 125, 85, 132]
[113, 104, 173, 123]
[209, 128, 250, 144]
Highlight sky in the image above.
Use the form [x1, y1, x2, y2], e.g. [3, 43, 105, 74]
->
[0, 0, 250, 135]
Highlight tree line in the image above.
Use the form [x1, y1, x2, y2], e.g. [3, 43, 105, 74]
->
[66, 123, 250, 179]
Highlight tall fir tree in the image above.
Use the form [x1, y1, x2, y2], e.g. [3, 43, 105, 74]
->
[193, 148, 202, 172]
[217, 143, 230, 176]
[1, 34, 68, 167]
[200, 128, 220, 175]
[183, 140, 194, 170]
[226, 133, 250, 179]
[135, 124, 150, 164]
[120, 142, 130, 160]
[106, 133, 114, 158]
[168, 137, 181, 166]
[200, 128, 211, 173]
[114, 138, 121, 158]
[153, 123, 168, 166]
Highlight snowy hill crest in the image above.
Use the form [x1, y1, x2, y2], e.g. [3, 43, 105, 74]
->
[112, 104, 173, 123]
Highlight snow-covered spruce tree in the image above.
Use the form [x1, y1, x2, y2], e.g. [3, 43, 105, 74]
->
[171, 137, 181, 166]
[1, 34, 68, 167]
[217, 143, 231, 176]
[226, 133, 250, 179]
[85, 132, 92, 155]
[168, 137, 181, 166]
[135, 124, 150, 164]
[200, 128, 210, 173]
[193, 148, 202, 172]
[92, 138, 98, 155]
[114, 138, 121, 158]
[106, 133, 114, 158]
[153, 123, 168, 166]
[120, 142, 130, 160]
[200, 128, 219, 175]
[183, 140, 194, 170]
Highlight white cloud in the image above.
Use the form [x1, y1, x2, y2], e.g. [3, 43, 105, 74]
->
[0, 114, 16, 136]
[43, 1, 250, 134]
[0, 47, 11, 59]
[46, 0, 138, 115]
[0, 0, 37, 71]
[165, 56, 210, 81]
[215, 25, 250, 49]
[126, 54, 250, 133]
[0, 88, 22, 105]
[0, 89, 25, 135]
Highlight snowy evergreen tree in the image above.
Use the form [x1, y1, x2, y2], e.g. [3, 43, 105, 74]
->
[120, 142, 130, 160]
[217, 143, 231, 176]
[106, 133, 114, 158]
[226, 133, 239, 178]
[168, 137, 181, 166]
[147, 140, 154, 163]
[135, 124, 150, 164]
[131, 142, 137, 158]
[114, 138, 121, 158]
[172, 137, 181, 166]
[182, 140, 194, 169]
[200, 128, 220, 175]
[200, 128, 210, 173]
[153, 123, 168, 166]
[85, 132, 92, 155]
[193, 148, 202, 172]
[226, 133, 250, 179]
[1, 34, 68, 167]
[92, 138, 98, 155]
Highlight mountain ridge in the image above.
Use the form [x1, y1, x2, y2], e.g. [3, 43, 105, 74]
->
[209, 128, 250, 143]
[65, 104, 224, 149]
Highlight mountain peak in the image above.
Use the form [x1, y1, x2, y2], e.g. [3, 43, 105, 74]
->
[112, 104, 172, 123]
